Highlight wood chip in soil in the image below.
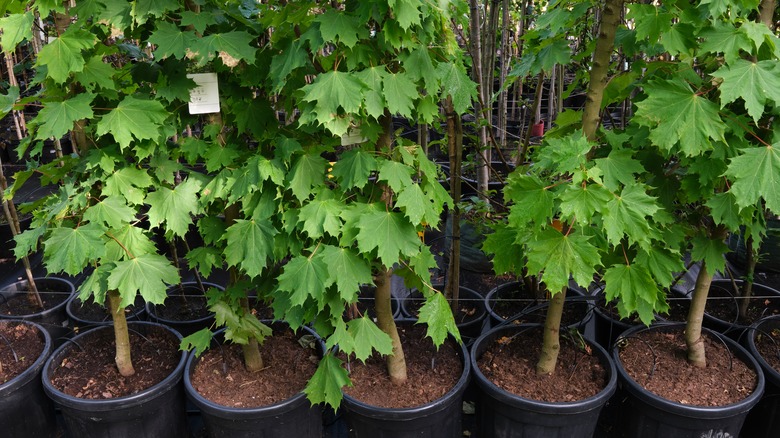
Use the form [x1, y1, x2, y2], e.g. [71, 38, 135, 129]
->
[343, 324, 463, 409]
[477, 326, 607, 402]
[49, 325, 180, 399]
[0, 321, 44, 384]
[618, 328, 758, 406]
[189, 326, 319, 408]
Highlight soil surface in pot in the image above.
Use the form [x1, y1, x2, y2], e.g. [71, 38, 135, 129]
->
[152, 290, 210, 321]
[477, 326, 607, 402]
[343, 324, 462, 408]
[190, 327, 319, 407]
[754, 328, 780, 371]
[1, 290, 68, 316]
[705, 283, 780, 325]
[70, 295, 144, 323]
[0, 321, 44, 384]
[618, 329, 758, 406]
[49, 325, 179, 399]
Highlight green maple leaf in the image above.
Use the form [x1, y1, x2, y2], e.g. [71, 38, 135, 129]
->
[635, 248, 684, 287]
[0, 12, 33, 53]
[594, 149, 645, 191]
[603, 263, 664, 325]
[482, 222, 524, 275]
[706, 192, 742, 230]
[179, 137, 209, 164]
[269, 40, 307, 92]
[36, 27, 95, 83]
[383, 72, 418, 118]
[43, 224, 106, 275]
[526, 229, 600, 293]
[146, 178, 200, 237]
[661, 23, 695, 57]
[13, 226, 45, 260]
[204, 31, 257, 64]
[108, 253, 180, 307]
[355, 67, 386, 119]
[289, 154, 327, 201]
[78, 263, 111, 304]
[277, 254, 329, 308]
[0, 86, 19, 119]
[223, 219, 277, 279]
[331, 149, 377, 189]
[356, 206, 421, 267]
[402, 45, 439, 95]
[133, 0, 178, 20]
[603, 183, 660, 247]
[378, 160, 414, 192]
[700, 22, 752, 65]
[299, 198, 344, 239]
[104, 224, 157, 261]
[319, 245, 373, 300]
[691, 234, 729, 274]
[83, 196, 135, 230]
[418, 292, 460, 345]
[396, 183, 439, 225]
[74, 56, 116, 91]
[204, 144, 240, 173]
[149, 21, 197, 59]
[558, 183, 612, 225]
[180, 328, 213, 357]
[179, 10, 214, 35]
[391, 0, 421, 30]
[635, 78, 726, 157]
[304, 354, 351, 409]
[536, 132, 590, 174]
[348, 317, 394, 361]
[186, 247, 221, 279]
[317, 9, 362, 48]
[505, 174, 554, 226]
[726, 145, 780, 213]
[34, 94, 94, 140]
[104, 167, 153, 205]
[626, 4, 672, 42]
[740, 21, 775, 52]
[533, 39, 571, 73]
[302, 71, 365, 117]
[436, 62, 477, 115]
[713, 60, 780, 123]
[700, 0, 730, 17]
[96, 96, 168, 150]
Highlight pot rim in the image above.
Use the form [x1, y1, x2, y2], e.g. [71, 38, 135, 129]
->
[0, 319, 52, 396]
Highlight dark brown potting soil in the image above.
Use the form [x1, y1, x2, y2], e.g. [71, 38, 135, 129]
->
[69, 295, 145, 324]
[1, 290, 68, 316]
[0, 321, 44, 384]
[343, 324, 463, 408]
[189, 327, 319, 407]
[49, 325, 180, 399]
[152, 294, 210, 321]
[705, 284, 780, 325]
[477, 326, 607, 402]
[618, 328, 758, 406]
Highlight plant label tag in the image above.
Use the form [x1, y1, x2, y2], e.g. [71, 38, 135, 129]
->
[341, 127, 367, 146]
[187, 73, 220, 114]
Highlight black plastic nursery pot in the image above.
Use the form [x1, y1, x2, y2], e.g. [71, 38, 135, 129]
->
[399, 284, 487, 341]
[699, 279, 780, 343]
[146, 281, 222, 337]
[0, 277, 75, 344]
[0, 320, 58, 438]
[42, 322, 188, 438]
[485, 281, 591, 330]
[742, 315, 780, 438]
[340, 335, 471, 438]
[470, 324, 617, 437]
[184, 323, 323, 438]
[612, 324, 765, 438]
[66, 293, 147, 328]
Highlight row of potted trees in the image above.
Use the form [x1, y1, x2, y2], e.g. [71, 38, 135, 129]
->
[2, 0, 780, 437]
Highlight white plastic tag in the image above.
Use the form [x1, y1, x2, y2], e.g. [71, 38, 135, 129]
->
[341, 127, 367, 146]
[187, 73, 220, 114]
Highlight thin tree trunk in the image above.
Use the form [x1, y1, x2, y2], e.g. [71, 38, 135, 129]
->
[583, 0, 624, 142]
[517, 72, 544, 165]
[444, 97, 463, 312]
[375, 267, 406, 385]
[108, 290, 135, 376]
[536, 287, 566, 375]
[686, 263, 712, 368]
[759, 0, 775, 29]
[469, 0, 490, 200]
[497, 0, 510, 150]
[739, 235, 757, 320]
